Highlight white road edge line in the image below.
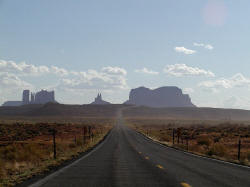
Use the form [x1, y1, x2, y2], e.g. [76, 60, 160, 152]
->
[136, 131, 250, 170]
[29, 129, 113, 187]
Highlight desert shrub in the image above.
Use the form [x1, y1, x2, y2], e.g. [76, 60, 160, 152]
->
[69, 143, 76, 149]
[18, 143, 48, 163]
[76, 138, 83, 146]
[1, 145, 18, 161]
[207, 143, 228, 157]
[197, 136, 211, 147]
[0, 143, 48, 166]
[0, 159, 5, 178]
[213, 137, 220, 143]
[189, 144, 206, 153]
[159, 135, 170, 142]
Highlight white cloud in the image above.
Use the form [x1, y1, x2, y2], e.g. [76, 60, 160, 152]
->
[193, 43, 214, 50]
[205, 44, 214, 50]
[0, 72, 33, 90]
[102, 66, 127, 76]
[51, 66, 68, 76]
[0, 59, 129, 103]
[135, 68, 159, 75]
[56, 67, 128, 91]
[164, 64, 215, 77]
[0, 60, 70, 76]
[183, 88, 194, 94]
[0, 60, 50, 76]
[174, 47, 196, 55]
[199, 73, 250, 89]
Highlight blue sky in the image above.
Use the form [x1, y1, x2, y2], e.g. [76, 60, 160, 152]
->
[1, 0, 250, 109]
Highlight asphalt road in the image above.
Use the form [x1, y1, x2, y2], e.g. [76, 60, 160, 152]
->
[30, 116, 250, 187]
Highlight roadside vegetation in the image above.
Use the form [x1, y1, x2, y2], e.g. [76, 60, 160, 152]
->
[0, 118, 114, 186]
[126, 118, 250, 167]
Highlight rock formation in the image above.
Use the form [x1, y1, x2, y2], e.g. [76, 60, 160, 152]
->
[91, 93, 111, 105]
[124, 86, 195, 108]
[2, 89, 56, 106]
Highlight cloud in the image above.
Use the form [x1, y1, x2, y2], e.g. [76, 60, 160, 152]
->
[0, 72, 33, 90]
[174, 47, 196, 55]
[223, 96, 250, 109]
[0, 59, 128, 100]
[164, 64, 215, 77]
[102, 66, 127, 76]
[51, 66, 69, 76]
[0, 60, 50, 76]
[0, 60, 69, 77]
[199, 73, 250, 90]
[135, 68, 159, 75]
[56, 67, 128, 91]
[193, 43, 214, 50]
[183, 88, 194, 94]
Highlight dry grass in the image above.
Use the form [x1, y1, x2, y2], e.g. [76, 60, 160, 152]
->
[126, 118, 250, 166]
[0, 118, 114, 187]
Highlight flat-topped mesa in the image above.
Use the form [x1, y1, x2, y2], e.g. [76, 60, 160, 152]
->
[124, 86, 196, 108]
[90, 93, 111, 105]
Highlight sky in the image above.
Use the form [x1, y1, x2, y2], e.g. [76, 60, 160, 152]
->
[1, 0, 250, 109]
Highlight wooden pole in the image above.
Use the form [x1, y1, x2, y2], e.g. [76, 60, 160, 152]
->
[83, 127, 86, 145]
[238, 138, 241, 161]
[52, 129, 56, 159]
[88, 126, 91, 140]
[172, 129, 175, 145]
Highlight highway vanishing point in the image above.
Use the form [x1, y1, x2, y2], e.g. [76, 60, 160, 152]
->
[29, 113, 250, 187]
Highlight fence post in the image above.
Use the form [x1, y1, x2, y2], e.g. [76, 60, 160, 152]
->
[238, 138, 241, 161]
[88, 126, 91, 140]
[83, 127, 86, 145]
[172, 129, 175, 145]
[52, 129, 56, 159]
[177, 128, 181, 144]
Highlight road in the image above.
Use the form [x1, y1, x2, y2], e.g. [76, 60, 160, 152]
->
[30, 116, 250, 187]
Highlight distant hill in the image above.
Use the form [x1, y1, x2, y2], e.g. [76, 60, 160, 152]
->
[0, 103, 123, 117]
[90, 93, 111, 105]
[123, 106, 250, 121]
[2, 104, 250, 121]
[2, 101, 22, 107]
[124, 86, 195, 108]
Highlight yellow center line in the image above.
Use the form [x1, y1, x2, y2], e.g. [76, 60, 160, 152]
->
[145, 156, 149, 160]
[156, 164, 164, 169]
[181, 182, 192, 187]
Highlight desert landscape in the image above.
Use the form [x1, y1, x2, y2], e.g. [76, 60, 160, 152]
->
[123, 106, 250, 165]
[126, 118, 250, 165]
[1, 99, 250, 186]
[0, 104, 119, 186]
